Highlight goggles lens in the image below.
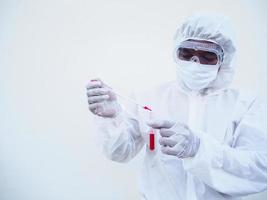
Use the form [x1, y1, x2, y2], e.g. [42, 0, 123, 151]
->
[176, 40, 223, 66]
[177, 48, 219, 65]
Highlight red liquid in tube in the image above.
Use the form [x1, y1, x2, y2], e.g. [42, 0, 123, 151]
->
[149, 129, 155, 150]
[144, 106, 154, 151]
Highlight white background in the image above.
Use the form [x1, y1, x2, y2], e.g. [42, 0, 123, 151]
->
[1, 0, 267, 199]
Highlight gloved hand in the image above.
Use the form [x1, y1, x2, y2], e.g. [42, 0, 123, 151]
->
[86, 79, 121, 118]
[147, 120, 200, 158]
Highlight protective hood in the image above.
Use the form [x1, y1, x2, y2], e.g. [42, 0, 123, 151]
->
[173, 13, 236, 95]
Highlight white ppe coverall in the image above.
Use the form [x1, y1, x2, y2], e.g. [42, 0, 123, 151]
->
[95, 14, 267, 200]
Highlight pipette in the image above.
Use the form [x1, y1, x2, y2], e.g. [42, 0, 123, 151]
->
[90, 79, 154, 150]
[90, 79, 152, 112]
[111, 88, 155, 151]
[112, 90, 153, 111]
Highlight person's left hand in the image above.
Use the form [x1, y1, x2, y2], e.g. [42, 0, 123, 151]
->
[147, 120, 200, 158]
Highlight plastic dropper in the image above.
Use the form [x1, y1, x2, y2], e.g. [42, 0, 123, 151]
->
[90, 79, 155, 150]
[111, 89, 155, 151]
[90, 79, 152, 112]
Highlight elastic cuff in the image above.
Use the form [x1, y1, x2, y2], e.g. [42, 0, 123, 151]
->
[97, 109, 126, 127]
[183, 131, 224, 173]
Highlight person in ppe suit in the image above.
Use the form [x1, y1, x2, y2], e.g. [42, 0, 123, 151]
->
[86, 14, 267, 200]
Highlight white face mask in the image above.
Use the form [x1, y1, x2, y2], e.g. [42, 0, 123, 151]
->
[176, 60, 219, 91]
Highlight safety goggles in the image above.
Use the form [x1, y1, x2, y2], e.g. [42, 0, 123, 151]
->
[176, 40, 224, 66]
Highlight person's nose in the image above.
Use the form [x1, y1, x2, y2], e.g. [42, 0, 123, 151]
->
[190, 56, 200, 63]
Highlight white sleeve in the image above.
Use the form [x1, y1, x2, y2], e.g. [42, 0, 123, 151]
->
[183, 97, 267, 197]
[94, 93, 145, 163]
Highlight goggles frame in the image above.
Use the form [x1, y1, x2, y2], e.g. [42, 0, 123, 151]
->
[177, 40, 224, 65]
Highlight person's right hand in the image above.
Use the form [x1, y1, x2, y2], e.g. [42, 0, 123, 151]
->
[86, 79, 121, 118]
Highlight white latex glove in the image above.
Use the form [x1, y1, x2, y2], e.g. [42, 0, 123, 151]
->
[147, 120, 200, 158]
[86, 79, 121, 118]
